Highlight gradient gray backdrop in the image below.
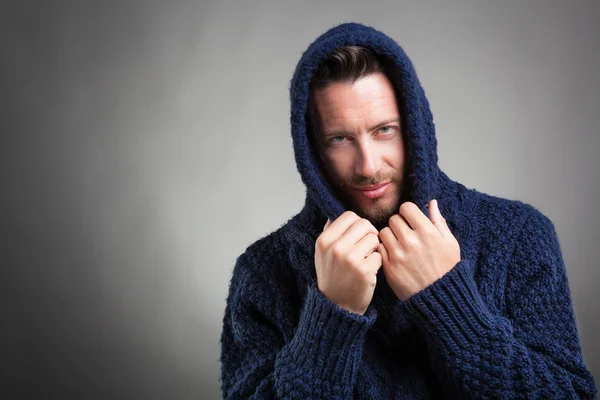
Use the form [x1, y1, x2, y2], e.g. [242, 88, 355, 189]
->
[1, 1, 598, 398]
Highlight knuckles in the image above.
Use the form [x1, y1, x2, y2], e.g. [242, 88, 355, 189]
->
[356, 218, 370, 230]
[366, 231, 379, 243]
[369, 251, 382, 263]
[315, 235, 329, 251]
[391, 247, 404, 262]
[403, 235, 420, 252]
[330, 243, 344, 259]
[341, 210, 360, 221]
[355, 218, 377, 236]
[347, 254, 362, 269]
[380, 227, 393, 242]
[399, 201, 415, 215]
[388, 214, 402, 227]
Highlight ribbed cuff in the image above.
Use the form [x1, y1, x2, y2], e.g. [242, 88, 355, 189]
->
[284, 284, 377, 379]
[400, 259, 502, 352]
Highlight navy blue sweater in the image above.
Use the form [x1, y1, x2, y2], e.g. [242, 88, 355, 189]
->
[219, 22, 597, 399]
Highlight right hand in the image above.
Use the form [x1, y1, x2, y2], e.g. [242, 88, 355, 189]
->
[314, 211, 383, 316]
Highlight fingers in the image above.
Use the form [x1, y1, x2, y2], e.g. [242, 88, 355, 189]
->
[388, 213, 409, 241]
[365, 250, 383, 271]
[429, 199, 450, 237]
[379, 226, 398, 248]
[338, 218, 379, 248]
[398, 201, 430, 231]
[353, 232, 380, 258]
[379, 227, 397, 255]
[376, 242, 388, 264]
[321, 212, 361, 244]
[324, 218, 332, 230]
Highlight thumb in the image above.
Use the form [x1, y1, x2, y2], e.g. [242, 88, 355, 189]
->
[430, 199, 449, 236]
[324, 218, 331, 231]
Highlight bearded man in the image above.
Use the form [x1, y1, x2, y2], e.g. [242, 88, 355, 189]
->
[219, 22, 597, 399]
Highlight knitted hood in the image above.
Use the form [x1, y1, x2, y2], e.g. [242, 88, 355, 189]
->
[290, 22, 444, 222]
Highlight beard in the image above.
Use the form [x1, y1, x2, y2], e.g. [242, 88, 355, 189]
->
[330, 169, 409, 231]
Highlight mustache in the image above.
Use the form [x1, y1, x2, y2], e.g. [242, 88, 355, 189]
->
[339, 172, 402, 188]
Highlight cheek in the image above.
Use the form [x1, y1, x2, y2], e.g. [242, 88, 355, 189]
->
[323, 151, 354, 181]
[382, 139, 405, 169]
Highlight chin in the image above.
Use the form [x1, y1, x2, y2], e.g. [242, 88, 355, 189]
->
[336, 182, 403, 226]
[352, 196, 398, 227]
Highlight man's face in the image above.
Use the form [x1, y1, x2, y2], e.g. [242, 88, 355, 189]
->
[313, 72, 406, 229]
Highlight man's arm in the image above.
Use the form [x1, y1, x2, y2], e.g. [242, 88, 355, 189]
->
[401, 209, 598, 398]
[219, 253, 376, 399]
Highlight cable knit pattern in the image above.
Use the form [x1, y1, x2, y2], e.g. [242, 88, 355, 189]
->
[219, 22, 597, 399]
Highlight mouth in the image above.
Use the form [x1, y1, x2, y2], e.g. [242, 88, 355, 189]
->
[353, 182, 392, 199]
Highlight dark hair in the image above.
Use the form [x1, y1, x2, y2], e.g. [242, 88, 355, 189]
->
[306, 46, 395, 151]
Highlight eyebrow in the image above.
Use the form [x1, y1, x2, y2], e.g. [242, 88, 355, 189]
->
[322, 117, 402, 138]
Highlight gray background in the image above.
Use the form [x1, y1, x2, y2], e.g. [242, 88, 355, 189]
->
[1, 1, 598, 398]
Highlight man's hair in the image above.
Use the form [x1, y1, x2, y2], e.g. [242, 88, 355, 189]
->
[306, 46, 396, 151]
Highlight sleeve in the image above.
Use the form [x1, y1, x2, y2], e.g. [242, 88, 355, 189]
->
[399, 210, 598, 399]
[219, 253, 377, 399]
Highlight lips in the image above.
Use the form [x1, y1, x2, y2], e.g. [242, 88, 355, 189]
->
[353, 182, 392, 199]
[354, 182, 390, 191]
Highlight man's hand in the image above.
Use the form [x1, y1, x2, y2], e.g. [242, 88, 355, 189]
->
[315, 211, 383, 316]
[377, 199, 461, 301]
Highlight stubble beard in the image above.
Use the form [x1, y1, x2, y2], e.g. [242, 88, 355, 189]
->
[332, 173, 407, 231]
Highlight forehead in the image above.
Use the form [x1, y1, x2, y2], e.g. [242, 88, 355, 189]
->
[313, 73, 399, 127]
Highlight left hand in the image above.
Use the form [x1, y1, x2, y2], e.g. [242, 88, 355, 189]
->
[377, 199, 461, 301]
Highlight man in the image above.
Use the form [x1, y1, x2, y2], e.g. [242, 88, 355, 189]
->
[219, 22, 597, 399]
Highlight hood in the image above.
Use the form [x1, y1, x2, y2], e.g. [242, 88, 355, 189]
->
[290, 22, 445, 223]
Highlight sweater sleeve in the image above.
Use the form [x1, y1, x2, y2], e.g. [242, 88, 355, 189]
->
[220, 253, 377, 399]
[400, 210, 598, 399]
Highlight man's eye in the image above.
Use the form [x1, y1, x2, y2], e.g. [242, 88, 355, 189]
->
[327, 136, 346, 144]
[378, 126, 396, 134]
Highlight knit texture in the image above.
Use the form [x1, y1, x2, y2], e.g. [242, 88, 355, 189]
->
[219, 22, 597, 399]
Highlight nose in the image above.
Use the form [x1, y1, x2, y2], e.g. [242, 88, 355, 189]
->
[355, 140, 381, 178]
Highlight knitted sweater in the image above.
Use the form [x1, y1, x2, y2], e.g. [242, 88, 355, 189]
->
[219, 22, 597, 399]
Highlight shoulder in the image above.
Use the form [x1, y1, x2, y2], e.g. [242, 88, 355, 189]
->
[232, 219, 296, 282]
[228, 212, 310, 301]
[450, 182, 558, 266]
[236, 208, 315, 268]
[224, 215, 312, 337]
[457, 181, 554, 237]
